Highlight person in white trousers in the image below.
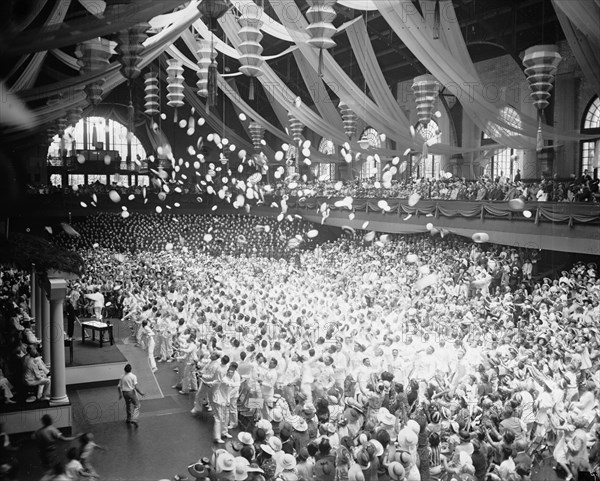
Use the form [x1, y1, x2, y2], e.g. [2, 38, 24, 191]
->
[201, 356, 238, 443]
[141, 320, 157, 373]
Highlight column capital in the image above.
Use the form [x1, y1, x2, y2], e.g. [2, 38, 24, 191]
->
[44, 278, 67, 301]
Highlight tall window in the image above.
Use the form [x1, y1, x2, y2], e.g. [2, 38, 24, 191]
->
[581, 96, 600, 175]
[315, 138, 336, 180]
[285, 144, 298, 176]
[415, 120, 442, 179]
[482, 146, 520, 180]
[48, 116, 147, 164]
[359, 128, 381, 179]
[68, 174, 85, 187]
[481, 125, 521, 180]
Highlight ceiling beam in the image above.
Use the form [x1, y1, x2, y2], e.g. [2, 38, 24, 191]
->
[332, 0, 544, 58]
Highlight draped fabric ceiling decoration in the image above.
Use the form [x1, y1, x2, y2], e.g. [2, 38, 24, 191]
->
[2, 0, 599, 163]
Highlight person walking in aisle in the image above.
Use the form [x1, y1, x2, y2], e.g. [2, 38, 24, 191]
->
[32, 415, 81, 473]
[118, 364, 145, 427]
[140, 320, 157, 373]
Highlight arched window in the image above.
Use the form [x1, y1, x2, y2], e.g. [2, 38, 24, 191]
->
[315, 138, 336, 181]
[47, 116, 147, 165]
[484, 105, 522, 139]
[359, 127, 381, 179]
[47, 116, 148, 187]
[581, 96, 600, 175]
[415, 120, 442, 179]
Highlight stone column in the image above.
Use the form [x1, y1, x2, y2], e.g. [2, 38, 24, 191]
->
[41, 294, 51, 365]
[47, 278, 69, 405]
[35, 275, 43, 340]
[31, 266, 39, 339]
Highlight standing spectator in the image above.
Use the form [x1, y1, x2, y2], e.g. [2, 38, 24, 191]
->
[514, 169, 521, 183]
[84, 288, 104, 321]
[117, 364, 145, 427]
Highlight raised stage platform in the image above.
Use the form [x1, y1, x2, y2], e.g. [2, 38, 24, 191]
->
[1, 319, 139, 434]
[65, 318, 128, 385]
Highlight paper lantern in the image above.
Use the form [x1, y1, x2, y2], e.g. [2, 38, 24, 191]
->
[339, 101, 357, 140]
[305, 0, 337, 75]
[197, 0, 231, 22]
[196, 38, 212, 98]
[67, 107, 84, 127]
[197, 1, 230, 107]
[288, 113, 304, 144]
[166, 58, 185, 121]
[144, 72, 160, 116]
[75, 38, 112, 105]
[238, 11, 264, 100]
[249, 121, 264, 151]
[412, 74, 440, 128]
[115, 22, 149, 81]
[522, 45, 562, 151]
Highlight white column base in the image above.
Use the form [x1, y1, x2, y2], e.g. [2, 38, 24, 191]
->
[49, 395, 70, 406]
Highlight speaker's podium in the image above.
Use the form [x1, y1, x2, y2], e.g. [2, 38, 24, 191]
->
[80, 320, 114, 348]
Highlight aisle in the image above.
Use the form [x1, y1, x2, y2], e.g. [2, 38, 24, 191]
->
[11, 324, 216, 481]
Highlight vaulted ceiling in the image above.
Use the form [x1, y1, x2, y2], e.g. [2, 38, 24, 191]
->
[0, 0, 565, 147]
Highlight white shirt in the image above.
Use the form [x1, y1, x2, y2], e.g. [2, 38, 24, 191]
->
[119, 372, 138, 392]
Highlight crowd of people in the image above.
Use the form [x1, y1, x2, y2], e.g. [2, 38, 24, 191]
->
[2, 210, 600, 481]
[272, 171, 600, 203]
[27, 168, 600, 204]
[52, 213, 318, 258]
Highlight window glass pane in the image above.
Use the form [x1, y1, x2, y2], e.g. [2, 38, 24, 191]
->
[87, 174, 106, 185]
[492, 148, 512, 179]
[49, 116, 147, 163]
[110, 174, 129, 187]
[416, 121, 442, 179]
[50, 174, 62, 187]
[69, 174, 85, 187]
[582, 141, 596, 174]
[360, 128, 380, 179]
[317, 138, 336, 181]
[584, 97, 600, 129]
[137, 175, 150, 187]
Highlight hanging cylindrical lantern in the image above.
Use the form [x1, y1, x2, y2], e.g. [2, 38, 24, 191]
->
[197, 0, 232, 25]
[115, 22, 149, 82]
[238, 11, 264, 101]
[196, 38, 212, 98]
[207, 56, 218, 108]
[166, 58, 185, 122]
[522, 45, 562, 151]
[75, 38, 112, 106]
[67, 107, 84, 127]
[197, 1, 231, 108]
[144, 71, 160, 116]
[338, 101, 357, 140]
[249, 121, 264, 151]
[288, 113, 304, 145]
[305, 0, 337, 75]
[412, 74, 440, 128]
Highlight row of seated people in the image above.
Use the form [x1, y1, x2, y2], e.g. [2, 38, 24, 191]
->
[25, 170, 600, 203]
